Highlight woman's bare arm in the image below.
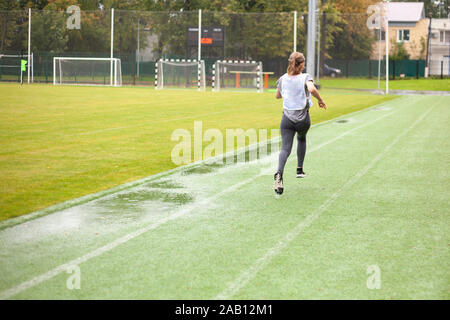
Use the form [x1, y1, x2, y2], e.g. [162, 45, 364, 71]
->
[275, 88, 282, 99]
[306, 80, 326, 109]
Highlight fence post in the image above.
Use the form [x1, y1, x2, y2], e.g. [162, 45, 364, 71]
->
[28, 8, 31, 84]
[198, 9, 202, 62]
[416, 60, 419, 79]
[110, 8, 114, 86]
[392, 60, 396, 80]
[133, 54, 136, 85]
[441, 60, 444, 79]
[45, 53, 48, 83]
[17, 54, 21, 82]
[369, 60, 372, 78]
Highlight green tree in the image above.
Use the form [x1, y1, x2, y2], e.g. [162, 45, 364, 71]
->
[29, 0, 110, 54]
[0, 0, 25, 53]
[18, 1, 49, 10]
[389, 39, 410, 60]
[319, 1, 343, 74]
[326, 0, 377, 60]
[30, 8, 68, 53]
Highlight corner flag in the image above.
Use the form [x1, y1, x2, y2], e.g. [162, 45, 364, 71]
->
[21, 59, 27, 72]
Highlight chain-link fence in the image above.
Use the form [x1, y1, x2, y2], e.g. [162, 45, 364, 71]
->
[0, 10, 28, 82]
[1, 8, 448, 88]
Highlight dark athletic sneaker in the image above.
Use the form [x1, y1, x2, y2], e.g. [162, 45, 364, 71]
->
[274, 172, 284, 195]
[296, 167, 306, 178]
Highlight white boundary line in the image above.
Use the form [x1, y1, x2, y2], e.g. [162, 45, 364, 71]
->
[0, 97, 405, 231]
[0, 174, 260, 300]
[215, 106, 435, 300]
[0, 103, 402, 300]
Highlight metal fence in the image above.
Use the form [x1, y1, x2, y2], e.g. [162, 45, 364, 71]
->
[1, 8, 448, 87]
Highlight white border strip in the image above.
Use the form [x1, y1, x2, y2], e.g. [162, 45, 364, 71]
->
[0, 97, 404, 231]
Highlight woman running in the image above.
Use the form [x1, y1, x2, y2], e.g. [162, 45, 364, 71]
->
[274, 52, 326, 195]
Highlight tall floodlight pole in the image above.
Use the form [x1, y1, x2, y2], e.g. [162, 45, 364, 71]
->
[110, 8, 114, 86]
[307, 0, 316, 79]
[198, 9, 202, 61]
[384, 0, 389, 94]
[316, 8, 321, 85]
[293, 11, 297, 52]
[378, 25, 381, 89]
[378, 2, 382, 89]
[27, 8, 31, 84]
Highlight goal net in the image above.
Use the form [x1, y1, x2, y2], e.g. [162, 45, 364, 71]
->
[155, 59, 205, 90]
[53, 57, 122, 86]
[213, 61, 263, 92]
[0, 53, 34, 83]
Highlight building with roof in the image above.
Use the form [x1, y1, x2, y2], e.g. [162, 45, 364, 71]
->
[371, 2, 429, 61]
[428, 18, 450, 76]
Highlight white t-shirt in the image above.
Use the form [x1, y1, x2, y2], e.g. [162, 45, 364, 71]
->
[277, 73, 313, 110]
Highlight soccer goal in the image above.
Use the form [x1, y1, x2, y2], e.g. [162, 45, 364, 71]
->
[155, 59, 206, 90]
[212, 60, 263, 92]
[0, 53, 34, 83]
[53, 57, 122, 86]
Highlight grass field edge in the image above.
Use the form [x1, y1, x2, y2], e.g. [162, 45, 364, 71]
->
[325, 86, 450, 95]
[0, 95, 402, 231]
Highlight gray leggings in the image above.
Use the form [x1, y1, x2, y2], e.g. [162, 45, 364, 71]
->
[277, 112, 311, 174]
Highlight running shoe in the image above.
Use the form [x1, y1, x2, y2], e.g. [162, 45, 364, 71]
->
[274, 172, 284, 195]
[296, 167, 306, 178]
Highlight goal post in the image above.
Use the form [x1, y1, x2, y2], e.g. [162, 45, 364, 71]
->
[212, 60, 263, 92]
[53, 57, 122, 86]
[0, 53, 34, 83]
[155, 59, 206, 91]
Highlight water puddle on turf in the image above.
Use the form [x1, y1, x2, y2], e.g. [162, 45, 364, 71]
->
[334, 117, 358, 124]
[0, 143, 279, 246]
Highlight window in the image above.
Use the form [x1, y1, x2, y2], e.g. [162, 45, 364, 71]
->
[374, 30, 385, 41]
[440, 31, 450, 43]
[397, 29, 410, 42]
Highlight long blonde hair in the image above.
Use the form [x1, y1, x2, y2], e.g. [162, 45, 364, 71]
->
[287, 52, 305, 75]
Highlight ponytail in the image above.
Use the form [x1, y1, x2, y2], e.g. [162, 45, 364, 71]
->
[287, 52, 305, 75]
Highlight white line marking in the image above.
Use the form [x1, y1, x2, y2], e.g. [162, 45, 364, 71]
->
[215, 106, 434, 300]
[1, 98, 402, 230]
[0, 105, 402, 299]
[0, 174, 260, 300]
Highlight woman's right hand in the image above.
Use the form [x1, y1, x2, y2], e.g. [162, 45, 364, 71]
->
[318, 100, 326, 109]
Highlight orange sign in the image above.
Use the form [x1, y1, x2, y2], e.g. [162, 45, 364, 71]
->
[201, 38, 213, 44]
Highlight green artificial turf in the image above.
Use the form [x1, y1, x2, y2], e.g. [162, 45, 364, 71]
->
[0, 95, 448, 299]
[0, 83, 396, 220]
[319, 77, 450, 91]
